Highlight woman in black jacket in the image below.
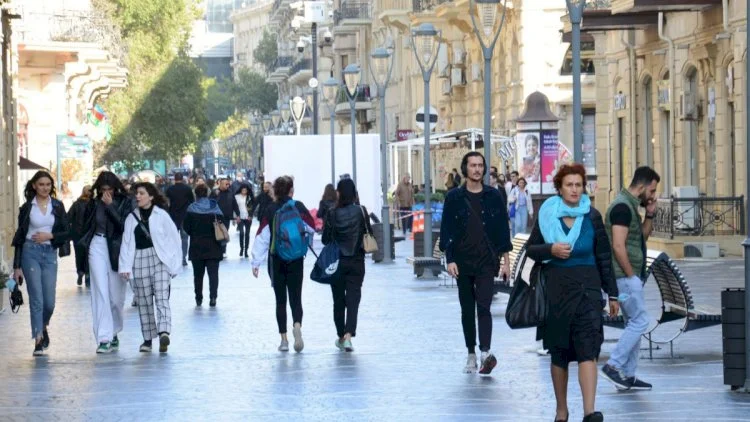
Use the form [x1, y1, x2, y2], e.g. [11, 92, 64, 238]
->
[79, 171, 133, 354]
[67, 185, 92, 287]
[11, 171, 70, 356]
[183, 184, 225, 307]
[322, 178, 372, 352]
[317, 183, 337, 226]
[524, 164, 618, 422]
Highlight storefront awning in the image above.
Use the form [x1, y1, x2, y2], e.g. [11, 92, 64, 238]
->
[18, 156, 47, 170]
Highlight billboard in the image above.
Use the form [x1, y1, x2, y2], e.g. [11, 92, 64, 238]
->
[515, 130, 572, 195]
[56, 135, 93, 202]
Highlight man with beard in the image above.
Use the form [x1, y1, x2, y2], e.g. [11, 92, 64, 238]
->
[600, 166, 660, 392]
[439, 152, 511, 375]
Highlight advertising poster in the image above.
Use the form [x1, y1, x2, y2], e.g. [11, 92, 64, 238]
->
[540, 130, 559, 194]
[515, 130, 572, 195]
[56, 135, 93, 207]
[516, 132, 541, 194]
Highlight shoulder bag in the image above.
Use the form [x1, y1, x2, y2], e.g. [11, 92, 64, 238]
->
[360, 206, 378, 253]
[505, 253, 547, 329]
[213, 215, 229, 242]
[131, 211, 152, 240]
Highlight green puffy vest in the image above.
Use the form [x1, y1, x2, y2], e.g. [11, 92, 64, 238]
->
[605, 189, 646, 279]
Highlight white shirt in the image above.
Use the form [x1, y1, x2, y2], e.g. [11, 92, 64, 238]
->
[27, 197, 55, 245]
[235, 194, 249, 220]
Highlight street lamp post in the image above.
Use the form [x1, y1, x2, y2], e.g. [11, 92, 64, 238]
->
[280, 103, 291, 135]
[211, 138, 220, 178]
[410, 23, 441, 258]
[271, 110, 281, 135]
[743, 0, 750, 391]
[322, 77, 340, 185]
[290, 96, 307, 135]
[566, 0, 586, 163]
[251, 117, 261, 180]
[470, 0, 508, 184]
[344, 63, 362, 184]
[369, 46, 395, 264]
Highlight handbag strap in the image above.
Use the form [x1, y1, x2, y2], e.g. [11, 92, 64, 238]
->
[360, 206, 371, 235]
[130, 210, 152, 240]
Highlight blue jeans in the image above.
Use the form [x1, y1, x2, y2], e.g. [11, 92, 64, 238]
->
[512, 206, 528, 237]
[21, 241, 58, 340]
[607, 275, 650, 377]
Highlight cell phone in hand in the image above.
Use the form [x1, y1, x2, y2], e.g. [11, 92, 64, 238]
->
[18, 275, 24, 286]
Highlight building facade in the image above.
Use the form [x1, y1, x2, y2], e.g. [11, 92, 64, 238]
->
[0, 0, 19, 268]
[230, 0, 273, 72]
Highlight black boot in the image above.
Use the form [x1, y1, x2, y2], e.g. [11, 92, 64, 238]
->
[77, 273, 83, 286]
[582, 412, 603, 422]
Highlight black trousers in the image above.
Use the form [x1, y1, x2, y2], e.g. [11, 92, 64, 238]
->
[221, 218, 231, 254]
[192, 259, 220, 301]
[399, 207, 413, 233]
[238, 219, 251, 251]
[330, 256, 365, 338]
[457, 271, 495, 353]
[271, 257, 304, 334]
[73, 243, 88, 275]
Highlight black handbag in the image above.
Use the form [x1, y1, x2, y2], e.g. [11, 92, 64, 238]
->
[58, 241, 71, 258]
[505, 253, 547, 329]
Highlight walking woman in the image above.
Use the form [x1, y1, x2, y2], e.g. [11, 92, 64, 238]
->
[317, 183, 337, 225]
[254, 181, 273, 228]
[251, 176, 316, 353]
[322, 178, 371, 352]
[11, 171, 70, 356]
[68, 185, 92, 287]
[524, 163, 619, 422]
[80, 171, 133, 354]
[119, 183, 182, 353]
[235, 184, 255, 258]
[509, 177, 533, 236]
[183, 184, 225, 307]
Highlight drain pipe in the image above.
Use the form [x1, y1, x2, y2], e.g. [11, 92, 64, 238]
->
[722, 0, 729, 33]
[621, 30, 638, 170]
[658, 12, 675, 196]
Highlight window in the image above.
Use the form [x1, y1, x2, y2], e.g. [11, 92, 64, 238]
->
[582, 110, 596, 175]
[560, 43, 595, 75]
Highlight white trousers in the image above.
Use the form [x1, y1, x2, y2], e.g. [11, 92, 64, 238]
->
[89, 236, 126, 344]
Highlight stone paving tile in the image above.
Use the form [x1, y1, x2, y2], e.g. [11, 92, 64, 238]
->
[0, 226, 749, 421]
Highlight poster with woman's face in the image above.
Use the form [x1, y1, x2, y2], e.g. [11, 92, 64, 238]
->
[516, 132, 541, 194]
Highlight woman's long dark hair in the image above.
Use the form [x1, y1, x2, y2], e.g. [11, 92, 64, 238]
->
[24, 170, 56, 202]
[336, 179, 357, 208]
[92, 171, 126, 199]
[321, 184, 336, 202]
[133, 182, 168, 209]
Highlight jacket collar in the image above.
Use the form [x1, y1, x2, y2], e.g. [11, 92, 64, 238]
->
[457, 184, 493, 196]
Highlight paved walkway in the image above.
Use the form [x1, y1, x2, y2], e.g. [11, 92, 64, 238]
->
[1, 227, 750, 421]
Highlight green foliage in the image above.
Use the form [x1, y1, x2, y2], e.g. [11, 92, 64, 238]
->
[204, 77, 235, 131]
[253, 30, 278, 75]
[213, 113, 249, 140]
[414, 192, 446, 204]
[232, 68, 278, 114]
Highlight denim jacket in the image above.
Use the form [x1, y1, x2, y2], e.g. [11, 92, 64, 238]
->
[439, 185, 512, 264]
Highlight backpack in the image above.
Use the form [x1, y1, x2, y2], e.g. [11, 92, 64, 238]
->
[271, 199, 308, 261]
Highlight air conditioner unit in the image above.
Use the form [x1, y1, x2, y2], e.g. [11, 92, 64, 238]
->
[683, 242, 720, 259]
[453, 48, 466, 67]
[470, 63, 483, 82]
[366, 109, 376, 123]
[441, 79, 452, 95]
[680, 92, 697, 120]
[673, 185, 700, 231]
[451, 68, 465, 86]
[438, 64, 451, 79]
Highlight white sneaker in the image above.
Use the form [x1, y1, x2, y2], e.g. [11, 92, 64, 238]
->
[464, 354, 478, 373]
[536, 348, 549, 356]
[292, 325, 304, 353]
[278, 339, 289, 352]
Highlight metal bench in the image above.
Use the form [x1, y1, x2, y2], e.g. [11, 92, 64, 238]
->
[602, 250, 722, 358]
[493, 233, 530, 295]
[406, 235, 445, 278]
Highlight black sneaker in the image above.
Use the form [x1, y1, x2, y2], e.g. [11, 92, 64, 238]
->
[478, 352, 497, 375]
[85, 275, 91, 288]
[600, 364, 630, 390]
[42, 329, 50, 350]
[139, 340, 152, 353]
[626, 376, 652, 390]
[33, 343, 44, 356]
[582, 411, 603, 422]
[209, 298, 216, 307]
[77, 274, 83, 286]
[244, 251, 249, 258]
[159, 333, 170, 353]
[196, 298, 202, 307]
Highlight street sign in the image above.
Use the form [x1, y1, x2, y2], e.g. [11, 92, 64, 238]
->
[415, 106, 438, 131]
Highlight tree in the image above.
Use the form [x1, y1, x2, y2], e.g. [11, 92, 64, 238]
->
[232, 68, 278, 114]
[204, 77, 235, 132]
[253, 30, 278, 75]
[213, 113, 249, 140]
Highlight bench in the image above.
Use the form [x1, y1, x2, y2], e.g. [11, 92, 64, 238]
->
[406, 235, 446, 278]
[493, 233, 530, 295]
[602, 250, 722, 358]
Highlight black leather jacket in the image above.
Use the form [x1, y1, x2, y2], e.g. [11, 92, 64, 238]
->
[12, 198, 70, 269]
[78, 195, 134, 272]
[322, 204, 372, 258]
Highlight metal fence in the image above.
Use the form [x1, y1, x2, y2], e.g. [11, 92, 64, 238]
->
[334, 0, 373, 26]
[652, 196, 745, 239]
[585, 0, 611, 9]
[412, 0, 452, 13]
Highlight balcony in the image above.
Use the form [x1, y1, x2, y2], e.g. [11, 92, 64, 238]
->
[561, 0, 658, 34]
[333, 1, 373, 30]
[610, 0, 721, 14]
[334, 84, 373, 115]
[267, 56, 294, 83]
[288, 58, 312, 84]
[412, 0, 453, 13]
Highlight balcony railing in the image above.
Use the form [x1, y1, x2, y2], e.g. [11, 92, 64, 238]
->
[412, 0, 452, 13]
[334, 0, 373, 26]
[272, 56, 294, 71]
[585, 0, 611, 9]
[289, 58, 312, 78]
[652, 196, 746, 239]
[336, 84, 372, 105]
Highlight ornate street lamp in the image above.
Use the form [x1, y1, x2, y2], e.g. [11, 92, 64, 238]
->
[410, 22, 441, 258]
[470, 0, 508, 184]
[369, 45, 395, 264]
[280, 102, 291, 130]
[322, 77, 340, 184]
[290, 96, 307, 135]
[343, 63, 362, 184]
[566, 0, 586, 162]
[270, 110, 281, 134]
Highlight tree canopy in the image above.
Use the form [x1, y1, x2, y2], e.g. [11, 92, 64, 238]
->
[253, 30, 278, 75]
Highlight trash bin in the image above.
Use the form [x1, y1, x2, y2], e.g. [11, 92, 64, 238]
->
[371, 223, 395, 263]
[722, 288, 746, 390]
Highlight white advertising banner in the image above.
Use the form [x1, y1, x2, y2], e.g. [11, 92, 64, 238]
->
[263, 134, 383, 215]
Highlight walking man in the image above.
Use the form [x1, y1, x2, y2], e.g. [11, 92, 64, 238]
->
[166, 173, 194, 266]
[394, 175, 415, 234]
[600, 166, 660, 391]
[440, 152, 512, 375]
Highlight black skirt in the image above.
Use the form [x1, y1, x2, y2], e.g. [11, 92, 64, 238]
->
[538, 265, 604, 367]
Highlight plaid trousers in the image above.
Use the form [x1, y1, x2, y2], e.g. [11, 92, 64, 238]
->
[133, 247, 171, 340]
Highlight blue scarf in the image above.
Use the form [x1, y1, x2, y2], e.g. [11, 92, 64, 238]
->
[538, 194, 591, 252]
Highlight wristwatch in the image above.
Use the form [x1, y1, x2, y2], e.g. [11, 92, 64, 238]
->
[645, 213, 655, 219]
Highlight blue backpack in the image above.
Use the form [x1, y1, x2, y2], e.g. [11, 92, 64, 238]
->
[271, 200, 308, 261]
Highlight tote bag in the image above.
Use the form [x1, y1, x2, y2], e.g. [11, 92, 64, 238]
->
[214, 216, 229, 242]
[505, 252, 547, 329]
[360, 206, 378, 253]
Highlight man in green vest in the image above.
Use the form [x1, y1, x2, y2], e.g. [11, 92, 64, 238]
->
[600, 166, 660, 391]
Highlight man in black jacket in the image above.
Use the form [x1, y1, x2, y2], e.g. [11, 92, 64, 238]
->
[440, 152, 512, 375]
[211, 178, 240, 257]
[166, 173, 195, 266]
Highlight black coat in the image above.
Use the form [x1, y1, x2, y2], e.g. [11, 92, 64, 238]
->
[255, 192, 272, 219]
[183, 210, 224, 261]
[322, 204, 372, 258]
[166, 183, 195, 229]
[524, 208, 618, 348]
[317, 199, 336, 223]
[211, 189, 240, 220]
[78, 195, 134, 272]
[67, 198, 90, 241]
[12, 198, 70, 269]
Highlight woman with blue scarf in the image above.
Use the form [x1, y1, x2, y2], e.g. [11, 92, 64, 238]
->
[183, 184, 225, 307]
[524, 164, 619, 422]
